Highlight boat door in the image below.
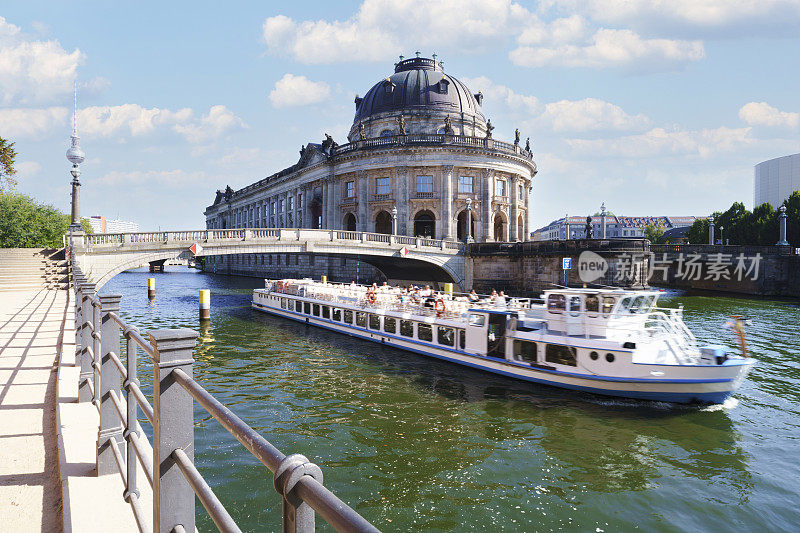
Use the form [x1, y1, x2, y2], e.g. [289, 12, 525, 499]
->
[465, 312, 488, 355]
[486, 313, 507, 359]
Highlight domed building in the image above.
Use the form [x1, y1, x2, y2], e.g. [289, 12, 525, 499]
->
[203, 55, 537, 280]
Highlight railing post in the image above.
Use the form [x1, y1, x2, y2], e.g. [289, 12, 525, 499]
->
[151, 328, 199, 533]
[97, 294, 125, 475]
[78, 282, 96, 402]
[123, 325, 140, 506]
[92, 296, 102, 410]
[274, 454, 323, 533]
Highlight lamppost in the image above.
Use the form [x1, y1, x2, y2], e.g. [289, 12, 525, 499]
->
[465, 197, 474, 243]
[600, 202, 607, 239]
[564, 213, 570, 240]
[719, 225, 724, 245]
[777, 205, 789, 246]
[708, 216, 715, 245]
[391, 205, 398, 235]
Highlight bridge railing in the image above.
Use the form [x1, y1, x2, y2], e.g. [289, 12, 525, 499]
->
[649, 244, 793, 256]
[70, 262, 380, 533]
[72, 228, 464, 254]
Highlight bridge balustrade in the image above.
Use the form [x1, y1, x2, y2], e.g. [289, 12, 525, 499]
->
[70, 259, 380, 533]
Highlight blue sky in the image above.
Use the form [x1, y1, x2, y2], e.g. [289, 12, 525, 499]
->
[2, 1, 799, 231]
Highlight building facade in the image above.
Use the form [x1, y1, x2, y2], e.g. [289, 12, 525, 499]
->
[533, 215, 701, 241]
[203, 56, 537, 281]
[754, 153, 800, 208]
[87, 216, 139, 234]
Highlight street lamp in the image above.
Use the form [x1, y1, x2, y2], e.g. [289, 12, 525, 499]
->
[465, 197, 474, 243]
[777, 205, 789, 245]
[719, 225, 724, 245]
[391, 205, 398, 235]
[708, 215, 715, 245]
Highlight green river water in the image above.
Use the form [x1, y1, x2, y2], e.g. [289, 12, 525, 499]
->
[101, 267, 800, 532]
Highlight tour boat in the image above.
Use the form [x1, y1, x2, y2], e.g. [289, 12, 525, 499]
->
[252, 279, 754, 404]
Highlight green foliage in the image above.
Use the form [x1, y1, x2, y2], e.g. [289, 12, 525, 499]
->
[80, 218, 94, 234]
[685, 192, 800, 246]
[0, 137, 17, 192]
[0, 192, 70, 248]
[643, 222, 667, 244]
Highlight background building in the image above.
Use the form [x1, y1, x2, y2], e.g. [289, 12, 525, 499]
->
[86, 216, 139, 234]
[533, 215, 700, 241]
[754, 153, 800, 208]
[204, 55, 537, 281]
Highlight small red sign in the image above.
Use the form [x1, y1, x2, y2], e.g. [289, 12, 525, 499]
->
[400, 246, 409, 257]
[189, 243, 203, 255]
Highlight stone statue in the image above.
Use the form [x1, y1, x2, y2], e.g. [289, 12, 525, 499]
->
[585, 216, 594, 239]
[397, 115, 406, 135]
[514, 128, 520, 146]
[444, 115, 454, 135]
[224, 185, 234, 201]
[322, 133, 337, 152]
[525, 137, 531, 153]
[485, 119, 494, 139]
[358, 121, 366, 140]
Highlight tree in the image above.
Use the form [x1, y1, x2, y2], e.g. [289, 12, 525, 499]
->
[0, 137, 17, 192]
[782, 190, 800, 247]
[0, 193, 91, 248]
[643, 222, 666, 244]
[686, 218, 711, 244]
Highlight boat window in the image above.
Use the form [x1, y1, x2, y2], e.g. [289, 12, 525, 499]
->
[400, 320, 414, 337]
[332, 308, 341, 321]
[438, 327, 454, 346]
[628, 296, 645, 314]
[458, 329, 466, 349]
[344, 310, 353, 324]
[640, 295, 655, 314]
[384, 317, 397, 334]
[369, 314, 381, 329]
[545, 344, 577, 366]
[606, 353, 615, 363]
[547, 294, 566, 313]
[569, 296, 581, 316]
[356, 312, 367, 327]
[590, 351, 599, 360]
[295, 300, 302, 312]
[418, 323, 433, 342]
[322, 306, 330, 319]
[313, 304, 320, 317]
[468, 313, 485, 327]
[585, 295, 599, 314]
[618, 297, 632, 314]
[601, 297, 615, 317]
[513, 340, 538, 364]
[280, 298, 286, 309]
[304, 302, 311, 314]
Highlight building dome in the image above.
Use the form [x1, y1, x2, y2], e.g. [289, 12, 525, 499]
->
[353, 57, 486, 126]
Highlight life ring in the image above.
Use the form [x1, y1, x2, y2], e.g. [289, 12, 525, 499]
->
[366, 290, 377, 304]
[434, 298, 446, 317]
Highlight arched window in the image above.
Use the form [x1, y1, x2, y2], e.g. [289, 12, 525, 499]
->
[493, 212, 507, 242]
[375, 211, 392, 234]
[414, 210, 436, 238]
[518, 215, 525, 241]
[343, 213, 357, 232]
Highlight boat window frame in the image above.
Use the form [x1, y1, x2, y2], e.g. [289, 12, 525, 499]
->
[601, 297, 615, 317]
[332, 307, 341, 321]
[437, 326, 455, 347]
[547, 294, 566, 313]
[513, 340, 538, 364]
[295, 300, 302, 313]
[304, 302, 311, 314]
[568, 296, 582, 317]
[400, 319, 414, 337]
[585, 294, 599, 315]
[384, 316, 397, 334]
[468, 313, 486, 327]
[368, 314, 381, 330]
[343, 309, 353, 324]
[322, 305, 330, 319]
[418, 323, 433, 342]
[313, 304, 320, 317]
[458, 329, 466, 350]
[544, 344, 577, 366]
[355, 311, 367, 328]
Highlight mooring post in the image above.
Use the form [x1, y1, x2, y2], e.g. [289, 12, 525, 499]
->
[151, 328, 199, 533]
[148, 277, 155, 299]
[199, 289, 210, 320]
[78, 282, 97, 402]
[97, 293, 125, 475]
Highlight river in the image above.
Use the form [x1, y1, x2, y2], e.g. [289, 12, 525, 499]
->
[101, 267, 800, 532]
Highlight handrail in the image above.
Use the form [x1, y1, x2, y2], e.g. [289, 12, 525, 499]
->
[70, 260, 380, 533]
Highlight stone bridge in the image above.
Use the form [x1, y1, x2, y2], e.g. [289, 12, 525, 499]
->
[69, 228, 466, 290]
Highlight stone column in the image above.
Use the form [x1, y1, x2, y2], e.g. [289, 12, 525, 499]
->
[326, 177, 336, 230]
[778, 206, 789, 245]
[441, 165, 454, 240]
[708, 216, 715, 245]
[396, 167, 409, 235]
[482, 170, 493, 242]
[330, 177, 340, 230]
[357, 171, 369, 232]
[320, 181, 328, 229]
[510, 175, 519, 242]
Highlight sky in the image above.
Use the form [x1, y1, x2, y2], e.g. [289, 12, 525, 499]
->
[1, 0, 799, 231]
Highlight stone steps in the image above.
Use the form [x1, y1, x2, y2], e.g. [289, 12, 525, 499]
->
[0, 248, 69, 291]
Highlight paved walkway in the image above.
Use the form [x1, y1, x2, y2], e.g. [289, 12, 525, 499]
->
[0, 289, 66, 533]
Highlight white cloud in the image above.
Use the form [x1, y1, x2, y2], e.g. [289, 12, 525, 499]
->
[262, 0, 531, 64]
[96, 169, 212, 188]
[77, 104, 244, 143]
[16, 161, 42, 179]
[0, 106, 68, 138]
[462, 76, 541, 115]
[269, 74, 331, 108]
[738, 102, 799, 129]
[552, 0, 800, 37]
[566, 126, 754, 158]
[541, 98, 650, 132]
[0, 16, 83, 105]
[510, 28, 704, 70]
[174, 105, 247, 143]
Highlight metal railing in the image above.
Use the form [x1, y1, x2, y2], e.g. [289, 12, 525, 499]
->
[329, 133, 535, 161]
[70, 261, 380, 533]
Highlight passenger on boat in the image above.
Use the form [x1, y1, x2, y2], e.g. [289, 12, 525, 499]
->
[489, 289, 498, 303]
[468, 290, 479, 303]
[496, 291, 507, 308]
